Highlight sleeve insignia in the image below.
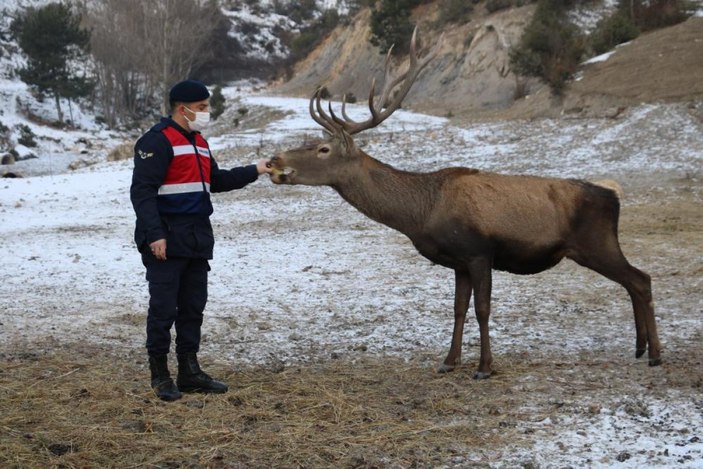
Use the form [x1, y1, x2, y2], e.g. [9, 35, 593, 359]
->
[138, 149, 154, 159]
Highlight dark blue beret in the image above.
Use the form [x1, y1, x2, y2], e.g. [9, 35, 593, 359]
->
[169, 80, 210, 103]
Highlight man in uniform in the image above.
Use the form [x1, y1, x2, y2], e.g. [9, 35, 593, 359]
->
[130, 79, 271, 401]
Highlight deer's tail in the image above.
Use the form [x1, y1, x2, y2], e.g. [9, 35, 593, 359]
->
[593, 179, 624, 199]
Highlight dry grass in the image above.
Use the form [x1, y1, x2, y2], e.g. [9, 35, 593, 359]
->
[2, 339, 701, 469]
[0, 343, 512, 468]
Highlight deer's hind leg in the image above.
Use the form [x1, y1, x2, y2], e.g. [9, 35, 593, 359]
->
[569, 234, 662, 366]
[469, 258, 494, 379]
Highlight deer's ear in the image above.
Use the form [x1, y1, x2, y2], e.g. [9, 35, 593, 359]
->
[338, 129, 357, 156]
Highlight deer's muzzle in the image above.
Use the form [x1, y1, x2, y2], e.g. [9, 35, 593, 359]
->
[268, 155, 295, 184]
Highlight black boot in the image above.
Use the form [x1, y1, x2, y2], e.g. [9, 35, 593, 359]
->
[177, 353, 228, 394]
[148, 355, 182, 401]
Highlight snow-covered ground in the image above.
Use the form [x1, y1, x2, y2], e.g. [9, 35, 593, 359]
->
[1, 82, 702, 466]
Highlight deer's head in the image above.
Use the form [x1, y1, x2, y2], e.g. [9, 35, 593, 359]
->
[269, 28, 441, 186]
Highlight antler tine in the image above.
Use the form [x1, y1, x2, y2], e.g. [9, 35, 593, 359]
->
[328, 101, 346, 127]
[366, 77, 381, 122]
[309, 87, 337, 135]
[340, 95, 352, 122]
[376, 38, 411, 114]
[352, 26, 440, 135]
[341, 94, 360, 124]
[374, 45, 395, 113]
[308, 29, 442, 137]
[316, 92, 338, 134]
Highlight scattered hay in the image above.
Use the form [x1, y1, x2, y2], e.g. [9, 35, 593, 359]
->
[1, 340, 700, 468]
[0, 343, 539, 468]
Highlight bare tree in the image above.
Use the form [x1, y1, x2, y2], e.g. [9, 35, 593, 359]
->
[87, 0, 221, 126]
[138, 0, 222, 111]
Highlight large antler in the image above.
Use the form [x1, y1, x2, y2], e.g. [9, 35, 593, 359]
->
[310, 27, 443, 136]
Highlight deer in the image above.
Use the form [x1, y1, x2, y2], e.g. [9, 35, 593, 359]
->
[267, 29, 662, 379]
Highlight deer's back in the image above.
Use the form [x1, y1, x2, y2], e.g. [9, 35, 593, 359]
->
[414, 169, 620, 273]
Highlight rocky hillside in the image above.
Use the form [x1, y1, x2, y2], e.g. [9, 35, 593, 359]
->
[273, 3, 703, 121]
[508, 14, 703, 119]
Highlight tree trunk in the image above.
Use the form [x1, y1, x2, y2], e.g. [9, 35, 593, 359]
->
[54, 93, 64, 123]
[68, 99, 74, 127]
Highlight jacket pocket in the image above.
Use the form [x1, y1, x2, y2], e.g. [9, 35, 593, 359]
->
[166, 220, 198, 256]
[194, 225, 215, 254]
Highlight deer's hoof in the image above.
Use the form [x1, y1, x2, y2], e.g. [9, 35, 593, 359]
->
[635, 348, 646, 359]
[437, 363, 455, 374]
[648, 357, 662, 367]
[473, 370, 492, 380]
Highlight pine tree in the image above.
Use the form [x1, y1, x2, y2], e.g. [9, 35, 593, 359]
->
[209, 85, 226, 121]
[11, 2, 92, 124]
[369, 0, 418, 55]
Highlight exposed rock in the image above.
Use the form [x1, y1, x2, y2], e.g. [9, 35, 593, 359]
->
[274, 7, 535, 118]
[274, 7, 703, 121]
[68, 159, 96, 171]
[14, 144, 37, 161]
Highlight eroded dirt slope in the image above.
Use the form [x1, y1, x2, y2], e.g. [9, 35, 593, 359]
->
[275, 6, 703, 120]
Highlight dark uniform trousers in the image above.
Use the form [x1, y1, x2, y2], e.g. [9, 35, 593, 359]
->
[142, 253, 210, 356]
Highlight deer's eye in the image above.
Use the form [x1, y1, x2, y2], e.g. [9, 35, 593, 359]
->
[318, 146, 331, 158]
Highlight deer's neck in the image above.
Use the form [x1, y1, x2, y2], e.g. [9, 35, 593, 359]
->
[332, 154, 442, 236]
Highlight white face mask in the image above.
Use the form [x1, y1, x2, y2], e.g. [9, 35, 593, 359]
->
[184, 106, 210, 132]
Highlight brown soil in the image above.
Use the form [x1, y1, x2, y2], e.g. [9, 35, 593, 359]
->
[505, 16, 703, 120]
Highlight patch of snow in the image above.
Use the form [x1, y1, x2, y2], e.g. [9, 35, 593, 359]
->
[583, 50, 616, 65]
[569, 0, 619, 33]
[530, 396, 703, 467]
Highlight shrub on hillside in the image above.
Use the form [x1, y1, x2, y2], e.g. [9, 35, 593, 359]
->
[0, 121, 10, 150]
[369, 0, 432, 55]
[589, 10, 640, 55]
[588, 0, 691, 57]
[289, 9, 339, 62]
[486, 0, 515, 13]
[435, 0, 474, 27]
[627, 0, 693, 31]
[273, 0, 317, 24]
[17, 124, 37, 148]
[510, 0, 585, 94]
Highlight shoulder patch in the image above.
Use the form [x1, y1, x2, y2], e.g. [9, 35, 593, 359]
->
[137, 149, 154, 159]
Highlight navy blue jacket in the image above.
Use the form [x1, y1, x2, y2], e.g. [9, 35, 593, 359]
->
[130, 117, 258, 259]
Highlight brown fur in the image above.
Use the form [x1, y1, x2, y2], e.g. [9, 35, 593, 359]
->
[268, 34, 660, 377]
[271, 146, 662, 378]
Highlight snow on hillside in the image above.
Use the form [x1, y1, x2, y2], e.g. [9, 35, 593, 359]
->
[221, 3, 295, 61]
[0, 0, 355, 176]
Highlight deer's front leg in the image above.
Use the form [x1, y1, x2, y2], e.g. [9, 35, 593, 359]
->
[438, 270, 472, 373]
